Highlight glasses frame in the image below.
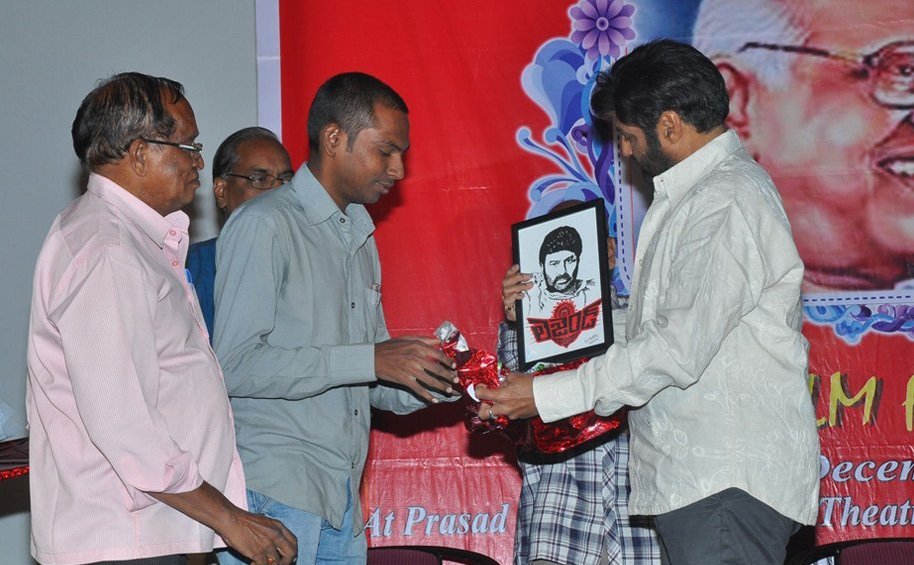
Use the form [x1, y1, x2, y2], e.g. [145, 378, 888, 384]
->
[222, 171, 294, 190]
[738, 40, 914, 109]
[141, 138, 204, 155]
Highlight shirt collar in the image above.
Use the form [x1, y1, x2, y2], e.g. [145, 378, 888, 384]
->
[86, 172, 189, 248]
[291, 164, 376, 236]
[652, 129, 741, 206]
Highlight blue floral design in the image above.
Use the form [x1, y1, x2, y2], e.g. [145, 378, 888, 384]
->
[516, 39, 613, 218]
[804, 303, 914, 343]
[516, 2, 636, 294]
[570, 0, 636, 60]
[516, 1, 914, 341]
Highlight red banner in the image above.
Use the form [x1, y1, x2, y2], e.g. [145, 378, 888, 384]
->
[808, 325, 914, 536]
[279, 3, 571, 562]
[279, 1, 914, 561]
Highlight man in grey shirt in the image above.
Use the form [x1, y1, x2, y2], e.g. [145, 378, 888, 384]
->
[213, 73, 458, 564]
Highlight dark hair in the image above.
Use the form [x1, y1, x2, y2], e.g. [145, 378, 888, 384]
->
[591, 39, 728, 133]
[72, 72, 186, 169]
[212, 127, 284, 181]
[306, 72, 408, 155]
[539, 226, 582, 265]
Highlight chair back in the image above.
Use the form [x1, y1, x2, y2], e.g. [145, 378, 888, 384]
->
[839, 539, 914, 564]
[368, 547, 440, 565]
[367, 545, 500, 565]
[790, 538, 914, 565]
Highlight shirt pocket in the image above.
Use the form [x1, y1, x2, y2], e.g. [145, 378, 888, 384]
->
[364, 282, 382, 333]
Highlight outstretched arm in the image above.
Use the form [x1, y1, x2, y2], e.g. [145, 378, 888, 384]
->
[374, 335, 458, 405]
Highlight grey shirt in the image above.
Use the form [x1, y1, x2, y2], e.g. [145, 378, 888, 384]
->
[214, 166, 430, 531]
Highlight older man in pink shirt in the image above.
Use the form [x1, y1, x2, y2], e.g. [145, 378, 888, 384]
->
[26, 73, 296, 565]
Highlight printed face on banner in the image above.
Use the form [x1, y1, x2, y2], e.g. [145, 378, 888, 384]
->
[689, 0, 914, 340]
[516, 0, 914, 341]
[278, 1, 914, 559]
[507, 0, 914, 549]
[719, 0, 914, 297]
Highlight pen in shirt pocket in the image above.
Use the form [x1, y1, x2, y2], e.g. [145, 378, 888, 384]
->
[369, 282, 382, 304]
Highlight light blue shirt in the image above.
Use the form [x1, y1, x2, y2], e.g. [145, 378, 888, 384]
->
[214, 166, 431, 531]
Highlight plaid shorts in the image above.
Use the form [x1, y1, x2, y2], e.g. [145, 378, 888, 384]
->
[514, 432, 660, 565]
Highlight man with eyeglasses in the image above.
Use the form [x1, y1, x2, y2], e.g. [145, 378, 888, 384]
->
[694, 0, 914, 292]
[212, 72, 459, 564]
[186, 127, 294, 338]
[26, 72, 297, 565]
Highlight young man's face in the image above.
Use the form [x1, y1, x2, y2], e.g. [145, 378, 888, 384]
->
[327, 104, 410, 210]
[739, 0, 914, 290]
[543, 249, 580, 293]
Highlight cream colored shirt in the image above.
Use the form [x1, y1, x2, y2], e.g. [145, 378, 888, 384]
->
[534, 131, 820, 524]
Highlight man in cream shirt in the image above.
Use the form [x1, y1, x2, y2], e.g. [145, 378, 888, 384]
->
[478, 41, 820, 565]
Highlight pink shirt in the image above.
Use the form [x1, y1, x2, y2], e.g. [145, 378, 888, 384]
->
[27, 174, 246, 565]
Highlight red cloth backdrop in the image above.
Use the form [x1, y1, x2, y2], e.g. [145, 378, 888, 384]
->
[279, 3, 573, 563]
[278, 2, 914, 563]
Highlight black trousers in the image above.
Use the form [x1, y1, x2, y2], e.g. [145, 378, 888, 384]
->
[653, 488, 800, 565]
[88, 556, 187, 565]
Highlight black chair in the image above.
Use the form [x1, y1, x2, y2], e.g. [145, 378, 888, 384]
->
[789, 538, 914, 564]
[367, 545, 500, 565]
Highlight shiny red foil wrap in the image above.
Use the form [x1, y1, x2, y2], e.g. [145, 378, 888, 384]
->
[527, 360, 626, 454]
[437, 322, 625, 454]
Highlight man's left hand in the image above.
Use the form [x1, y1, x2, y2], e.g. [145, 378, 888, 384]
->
[475, 372, 539, 420]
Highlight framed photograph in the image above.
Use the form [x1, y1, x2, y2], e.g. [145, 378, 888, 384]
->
[511, 199, 613, 371]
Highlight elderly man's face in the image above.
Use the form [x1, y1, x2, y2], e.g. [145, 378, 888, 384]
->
[543, 250, 579, 294]
[215, 138, 293, 216]
[742, 0, 914, 290]
[143, 98, 204, 216]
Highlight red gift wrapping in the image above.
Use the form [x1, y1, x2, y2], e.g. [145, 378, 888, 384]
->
[436, 321, 625, 454]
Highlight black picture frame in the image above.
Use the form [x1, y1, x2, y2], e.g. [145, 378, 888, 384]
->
[511, 199, 613, 371]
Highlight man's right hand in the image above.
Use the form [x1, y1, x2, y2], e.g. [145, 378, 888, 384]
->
[375, 336, 458, 403]
[219, 509, 297, 565]
[147, 482, 296, 565]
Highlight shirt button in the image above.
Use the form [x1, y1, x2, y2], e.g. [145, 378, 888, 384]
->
[168, 229, 176, 236]
[354, 409, 360, 416]
[339, 217, 346, 223]
[351, 302, 356, 309]
[171, 260, 179, 267]
[351, 462, 356, 470]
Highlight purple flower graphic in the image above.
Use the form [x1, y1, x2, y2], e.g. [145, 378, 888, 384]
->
[569, 0, 635, 60]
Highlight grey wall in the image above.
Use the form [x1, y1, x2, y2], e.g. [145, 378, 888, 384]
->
[0, 1, 259, 562]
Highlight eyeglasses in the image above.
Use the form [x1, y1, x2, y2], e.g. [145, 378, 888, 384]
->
[223, 171, 294, 190]
[142, 138, 204, 155]
[739, 40, 914, 109]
